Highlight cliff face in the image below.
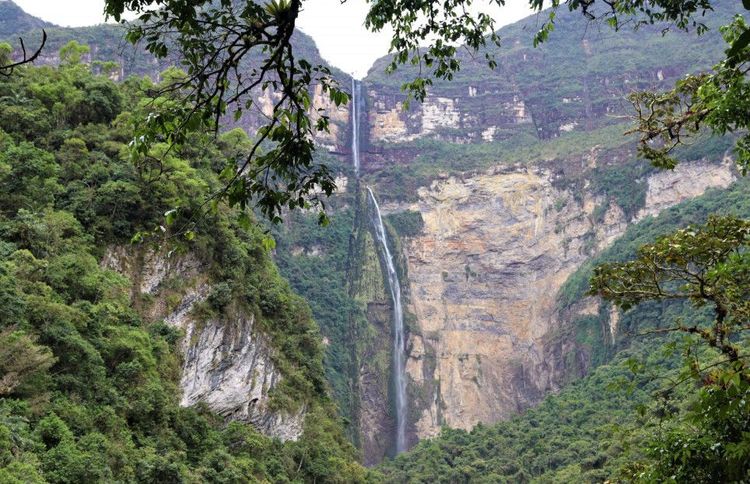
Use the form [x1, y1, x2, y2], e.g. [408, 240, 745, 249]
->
[102, 247, 305, 441]
[349, 156, 740, 459]
[368, 85, 531, 144]
[635, 158, 737, 221]
[350, 4, 741, 447]
[386, 160, 734, 437]
[362, 4, 732, 172]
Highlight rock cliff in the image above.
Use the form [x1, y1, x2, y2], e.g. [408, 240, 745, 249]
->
[349, 4, 740, 450]
[102, 247, 305, 441]
[387, 160, 734, 438]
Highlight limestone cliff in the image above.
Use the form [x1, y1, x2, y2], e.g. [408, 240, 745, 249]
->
[349, 4, 739, 450]
[368, 85, 531, 145]
[375, 159, 735, 439]
[102, 247, 305, 441]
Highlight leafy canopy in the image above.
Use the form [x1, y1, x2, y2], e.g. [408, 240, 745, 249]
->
[591, 216, 750, 481]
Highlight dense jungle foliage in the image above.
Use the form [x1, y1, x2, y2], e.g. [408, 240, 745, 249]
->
[0, 47, 368, 482]
[270, 201, 363, 434]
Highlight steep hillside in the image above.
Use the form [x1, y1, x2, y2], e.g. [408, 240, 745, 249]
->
[0, 58, 365, 481]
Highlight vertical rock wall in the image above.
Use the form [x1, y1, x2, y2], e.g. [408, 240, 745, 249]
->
[381, 160, 735, 438]
[101, 247, 305, 441]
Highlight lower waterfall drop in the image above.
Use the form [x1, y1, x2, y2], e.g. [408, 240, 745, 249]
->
[366, 187, 408, 455]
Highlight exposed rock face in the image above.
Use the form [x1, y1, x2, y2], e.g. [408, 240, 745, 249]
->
[253, 84, 350, 152]
[390, 160, 735, 437]
[635, 159, 736, 221]
[367, 85, 531, 145]
[168, 288, 305, 441]
[355, 10, 735, 445]
[102, 247, 304, 441]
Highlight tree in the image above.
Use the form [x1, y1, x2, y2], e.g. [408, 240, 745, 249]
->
[590, 216, 750, 481]
[626, 10, 750, 172]
[592, 216, 750, 363]
[0, 329, 56, 396]
[58, 41, 91, 67]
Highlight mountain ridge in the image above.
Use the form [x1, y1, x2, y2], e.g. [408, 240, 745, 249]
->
[0, 0, 54, 38]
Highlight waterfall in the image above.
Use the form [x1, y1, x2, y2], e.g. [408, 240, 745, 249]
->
[366, 187, 408, 455]
[351, 75, 408, 455]
[351, 78, 362, 176]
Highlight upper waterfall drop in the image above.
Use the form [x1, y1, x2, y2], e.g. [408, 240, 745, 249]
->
[351, 77, 362, 176]
[366, 187, 408, 455]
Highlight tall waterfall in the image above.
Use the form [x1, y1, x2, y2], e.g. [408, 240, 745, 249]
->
[366, 187, 408, 455]
[351, 76, 408, 454]
[351, 78, 362, 176]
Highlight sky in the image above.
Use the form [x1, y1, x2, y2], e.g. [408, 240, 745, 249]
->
[13, 0, 537, 77]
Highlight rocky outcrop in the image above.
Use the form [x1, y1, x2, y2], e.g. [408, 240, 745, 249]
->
[168, 288, 305, 441]
[102, 247, 305, 441]
[635, 158, 736, 221]
[367, 84, 531, 145]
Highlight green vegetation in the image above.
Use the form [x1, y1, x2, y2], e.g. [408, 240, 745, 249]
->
[368, 123, 635, 202]
[385, 210, 424, 238]
[0, 52, 366, 482]
[379, 336, 675, 482]
[0, 1, 51, 38]
[271, 201, 366, 431]
[591, 215, 750, 481]
[558, 178, 750, 312]
[1, 0, 748, 480]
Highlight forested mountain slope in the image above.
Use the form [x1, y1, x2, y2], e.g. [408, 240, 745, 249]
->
[0, 54, 365, 481]
[0, 0, 52, 38]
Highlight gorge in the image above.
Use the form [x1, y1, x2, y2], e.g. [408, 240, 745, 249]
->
[1, 0, 749, 481]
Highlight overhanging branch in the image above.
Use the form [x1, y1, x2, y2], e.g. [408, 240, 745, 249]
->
[0, 30, 47, 77]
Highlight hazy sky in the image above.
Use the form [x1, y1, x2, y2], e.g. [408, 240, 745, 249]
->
[13, 0, 537, 77]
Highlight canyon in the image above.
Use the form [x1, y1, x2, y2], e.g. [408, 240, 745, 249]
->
[2, 0, 742, 467]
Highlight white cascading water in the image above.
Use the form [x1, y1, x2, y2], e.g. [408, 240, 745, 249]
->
[366, 187, 408, 455]
[351, 76, 407, 454]
[351, 78, 362, 176]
